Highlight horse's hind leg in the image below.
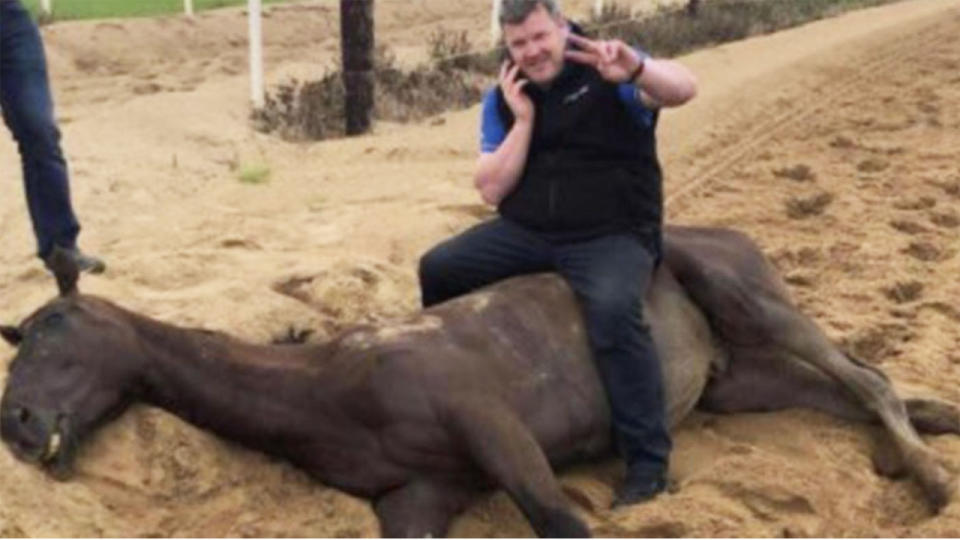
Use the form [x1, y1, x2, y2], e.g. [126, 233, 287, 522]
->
[374, 478, 474, 537]
[446, 398, 590, 538]
[757, 300, 954, 509]
[665, 229, 955, 510]
[703, 349, 960, 437]
[702, 349, 960, 479]
[904, 398, 960, 435]
[702, 348, 875, 419]
[875, 399, 960, 478]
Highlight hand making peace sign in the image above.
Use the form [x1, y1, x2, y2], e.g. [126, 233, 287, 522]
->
[564, 33, 644, 84]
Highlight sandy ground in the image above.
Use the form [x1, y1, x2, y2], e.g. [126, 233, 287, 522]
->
[0, 0, 959, 536]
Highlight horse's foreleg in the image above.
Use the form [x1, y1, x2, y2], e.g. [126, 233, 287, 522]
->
[446, 398, 590, 538]
[374, 478, 474, 538]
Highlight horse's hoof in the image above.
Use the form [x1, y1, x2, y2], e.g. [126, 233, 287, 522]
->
[920, 464, 955, 512]
[871, 443, 907, 479]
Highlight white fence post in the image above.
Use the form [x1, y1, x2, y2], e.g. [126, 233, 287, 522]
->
[594, 0, 605, 18]
[248, 0, 265, 109]
[184, 0, 194, 17]
[40, 0, 52, 16]
[490, 0, 501, 47]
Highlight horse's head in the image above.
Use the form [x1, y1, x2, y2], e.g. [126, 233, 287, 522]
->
[0, 249, 141, 478]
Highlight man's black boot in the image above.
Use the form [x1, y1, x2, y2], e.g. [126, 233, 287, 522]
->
[44, 247, 106, 275]
[611, 469, 668, 508]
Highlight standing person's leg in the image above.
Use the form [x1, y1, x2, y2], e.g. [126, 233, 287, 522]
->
[0, 2, 103, 272]
[418, 218, 552, 307]
[554, 233, 671, 505]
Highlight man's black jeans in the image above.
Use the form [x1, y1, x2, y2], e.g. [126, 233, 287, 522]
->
[1, 0, 81, 259]
[419, 217, 671, 477]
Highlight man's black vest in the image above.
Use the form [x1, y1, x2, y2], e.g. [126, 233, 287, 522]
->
[496, 61, 663, 252]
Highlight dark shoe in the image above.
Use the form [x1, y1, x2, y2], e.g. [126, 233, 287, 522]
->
[612, 471, 668, 508]
[44, 247, 106, 275]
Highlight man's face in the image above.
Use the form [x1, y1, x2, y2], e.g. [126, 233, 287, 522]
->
[502, 4, 569, 86]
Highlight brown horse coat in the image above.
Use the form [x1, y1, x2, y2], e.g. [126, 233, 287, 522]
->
[0, 226, 956, 537]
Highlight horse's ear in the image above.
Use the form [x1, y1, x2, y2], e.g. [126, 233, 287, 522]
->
[0, 326, 22, 347]
[47, 246, 80, 297]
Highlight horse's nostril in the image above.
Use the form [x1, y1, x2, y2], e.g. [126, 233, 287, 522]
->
[15, 407, 30, 424]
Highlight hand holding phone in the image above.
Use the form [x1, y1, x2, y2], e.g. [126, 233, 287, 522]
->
[499, 59, 534, 123]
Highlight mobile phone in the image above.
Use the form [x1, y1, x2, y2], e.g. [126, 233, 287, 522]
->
[497, 46, 510, 64]
[499, 49, 529, 83]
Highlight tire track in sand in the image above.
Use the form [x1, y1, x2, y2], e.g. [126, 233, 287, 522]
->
[666, 8, 957, 216]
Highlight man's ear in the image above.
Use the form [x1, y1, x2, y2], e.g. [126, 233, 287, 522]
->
[0, 326, 22, 347]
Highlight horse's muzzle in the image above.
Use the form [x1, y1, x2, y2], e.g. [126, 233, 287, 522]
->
[0, 402, 65, 466]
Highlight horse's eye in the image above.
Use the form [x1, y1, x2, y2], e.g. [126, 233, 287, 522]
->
[43, 313, 65, 327]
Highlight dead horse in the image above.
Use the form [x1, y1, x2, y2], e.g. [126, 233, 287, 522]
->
[0, 225, 957, 537]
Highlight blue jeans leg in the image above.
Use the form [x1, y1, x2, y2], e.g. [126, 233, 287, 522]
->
[554, 233, 671, 477]
[1, 0, 80, 258]
[418, 218, 553, 307]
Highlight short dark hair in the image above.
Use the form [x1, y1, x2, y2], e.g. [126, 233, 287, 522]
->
[498, 0, 561, 26]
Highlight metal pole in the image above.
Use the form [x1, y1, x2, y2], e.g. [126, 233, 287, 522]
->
[248, 0, 264, 109]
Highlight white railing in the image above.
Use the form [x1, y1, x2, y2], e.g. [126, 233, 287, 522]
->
[37, 0, 659, 111]
[35, 0, 264, 108]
